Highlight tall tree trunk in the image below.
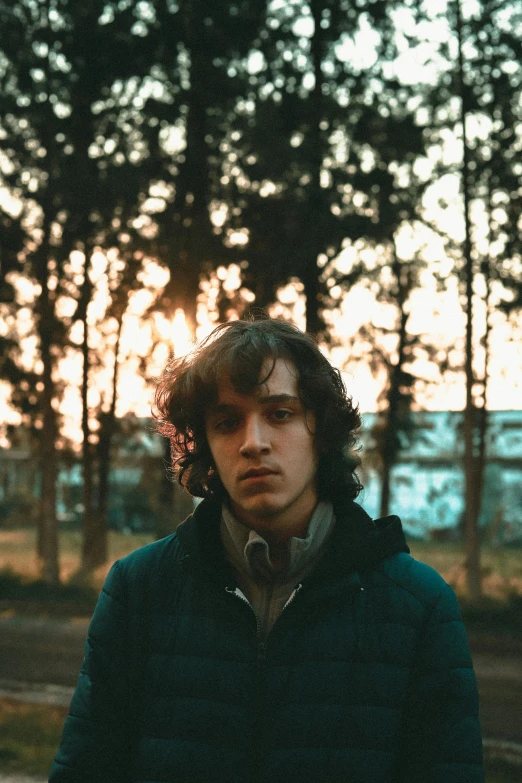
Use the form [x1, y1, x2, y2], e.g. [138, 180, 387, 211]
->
[36, 230, 60, 585]
[474, 15, 499, 539]
[305, 0, 326, 336]
[456, 0, 482, 601]
[379, 456, 392, 520]
[157, 4, 217, 331]
[379, 303, 409, 516]
[78, 253, 108, 572]
[79, 256, 99, 571]
[475, 280, 490, 526]
[379, 363, 399, 521]
[33, 0, 60, 585]
[94, 318, 123, 566]
[379, 248, 411, 518]
[475, 172, 495, 528]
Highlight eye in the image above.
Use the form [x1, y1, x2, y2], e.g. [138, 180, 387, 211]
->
[215, 417, 239, 432]
[272, 409, 293, 421]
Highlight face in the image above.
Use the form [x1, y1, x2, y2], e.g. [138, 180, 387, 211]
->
[205, 358, 318, 540]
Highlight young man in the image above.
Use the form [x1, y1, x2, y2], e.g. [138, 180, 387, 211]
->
[50, 318, 484, 782]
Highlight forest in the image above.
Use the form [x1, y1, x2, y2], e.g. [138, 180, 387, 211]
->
[0, 0, 521, 603]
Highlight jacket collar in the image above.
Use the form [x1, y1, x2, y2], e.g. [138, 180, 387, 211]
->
[176, 497, 409, 586]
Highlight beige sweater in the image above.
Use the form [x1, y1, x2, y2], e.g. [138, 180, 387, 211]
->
[220, 501, 336, 641]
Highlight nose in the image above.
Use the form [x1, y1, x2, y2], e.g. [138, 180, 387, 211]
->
[239, 415, 270, 457]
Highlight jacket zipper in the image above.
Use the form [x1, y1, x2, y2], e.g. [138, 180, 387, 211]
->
[225, 585, 261, 639]
[225, 582, 304, 642]
[273, 583, 303, 628]
[225, 582, 304, 783]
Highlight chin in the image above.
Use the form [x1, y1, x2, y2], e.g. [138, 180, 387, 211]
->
[236, 496, 283, 519]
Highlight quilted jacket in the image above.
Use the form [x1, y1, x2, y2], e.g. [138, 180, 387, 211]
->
[50, 498, 484, 783]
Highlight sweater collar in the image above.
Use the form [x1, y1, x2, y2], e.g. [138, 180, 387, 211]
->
[220, 500, 336, 584]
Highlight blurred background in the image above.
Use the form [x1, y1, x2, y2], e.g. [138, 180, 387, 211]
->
[0, 0, 521, 780]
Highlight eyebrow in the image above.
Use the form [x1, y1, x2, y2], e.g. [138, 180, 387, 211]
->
[209, 394, 301, 413]
[257, 393, 300, 404]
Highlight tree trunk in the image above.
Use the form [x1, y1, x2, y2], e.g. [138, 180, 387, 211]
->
[157, 5, 217, 331]
[456, 0, 482, 601]
[95, 317, 123, 559]
[305, 0, 327, 336]
[379, 323, 407, 518]
[79, 257, 100, 572]
[77, 253, 108, 572]
[379, 453, 392, 519]
[379, 364, 399, 521]
[302, 265, 322, 337]
[475, 173, 495, 529]
[379, 249, 411, 519]
[36, 231, 60, 585]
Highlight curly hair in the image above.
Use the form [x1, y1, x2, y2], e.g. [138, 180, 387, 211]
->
[153, 317, 363, 502]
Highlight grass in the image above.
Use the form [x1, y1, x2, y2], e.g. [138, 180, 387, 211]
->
[0, 697, 520, 781]
[0, 698, 68, 776]
[0, 527, 154, 588]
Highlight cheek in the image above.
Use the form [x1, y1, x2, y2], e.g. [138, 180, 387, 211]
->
[207, 439, 232, 476]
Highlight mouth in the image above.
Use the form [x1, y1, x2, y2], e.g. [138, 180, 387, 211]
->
[240, 468, 278, 481]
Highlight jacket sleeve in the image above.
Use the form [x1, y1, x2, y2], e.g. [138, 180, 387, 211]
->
[396, 582, 485, 783]
[49, 560, 134, 783]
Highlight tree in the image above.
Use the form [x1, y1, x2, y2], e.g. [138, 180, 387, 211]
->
[402, 0, 522, 598]
[0, 0, 153, 581]
[218, 0, 426, 334]
[135, 0, 266, 331]
[318, 13, 432, 517]
[0, 0, 72, 583]
[425, 0, 522, 598]
[454, 0, 483, 600]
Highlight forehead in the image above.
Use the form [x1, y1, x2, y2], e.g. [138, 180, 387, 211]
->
[214, 358, 300, 403]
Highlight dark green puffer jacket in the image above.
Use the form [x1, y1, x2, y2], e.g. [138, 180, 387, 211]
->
[50, 499, 484, 783]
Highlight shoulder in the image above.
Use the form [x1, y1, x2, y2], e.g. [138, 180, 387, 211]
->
[107, 533, 183, 595]
[382, 552, 446, 598]
[120, 531, 181, 568]
[374, 552, 461, 618]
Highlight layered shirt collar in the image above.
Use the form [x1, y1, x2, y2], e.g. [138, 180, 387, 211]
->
[220, 500, 336, 585]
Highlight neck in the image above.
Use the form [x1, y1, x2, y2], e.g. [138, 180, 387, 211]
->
[238, 507, 317, 573]
[230, 491, 318, 546]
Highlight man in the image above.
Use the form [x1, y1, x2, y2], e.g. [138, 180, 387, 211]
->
[50, 317, 484, 782]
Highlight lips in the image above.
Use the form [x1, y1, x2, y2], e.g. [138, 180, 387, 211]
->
[240, 467, 278, 480]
